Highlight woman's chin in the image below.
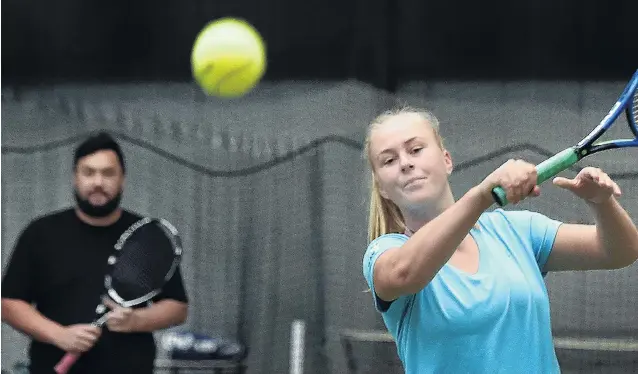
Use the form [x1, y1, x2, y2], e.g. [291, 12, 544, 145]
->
[401, 188, 437, 207]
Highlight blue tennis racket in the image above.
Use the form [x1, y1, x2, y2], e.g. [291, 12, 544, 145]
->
[492, 69, 638, 206]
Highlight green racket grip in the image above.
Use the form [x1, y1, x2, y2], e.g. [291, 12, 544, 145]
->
[491, 147, 581, 206]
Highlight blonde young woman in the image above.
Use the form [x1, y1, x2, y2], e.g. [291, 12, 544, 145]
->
[361, 107, 638, 373]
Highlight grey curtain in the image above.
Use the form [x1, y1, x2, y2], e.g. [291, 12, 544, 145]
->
[2, 80, 637, 374]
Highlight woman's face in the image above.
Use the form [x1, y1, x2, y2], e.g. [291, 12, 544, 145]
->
[368, 113, 453, 211]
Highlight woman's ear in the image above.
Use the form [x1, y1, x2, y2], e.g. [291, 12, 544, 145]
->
[443, 149, 453, 175]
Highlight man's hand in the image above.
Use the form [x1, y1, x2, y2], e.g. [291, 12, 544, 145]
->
[553, 167, 621, 204]
[53, 324, 102, 353]
[103, 298, 139, 333]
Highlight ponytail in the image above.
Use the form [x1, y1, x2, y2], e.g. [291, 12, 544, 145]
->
[367, 172, 405, 242]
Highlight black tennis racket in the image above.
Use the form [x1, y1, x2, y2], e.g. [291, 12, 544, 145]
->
[54, 217, 183, 374]
[492, 69, 638, 206]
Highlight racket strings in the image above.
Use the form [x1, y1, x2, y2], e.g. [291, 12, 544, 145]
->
[633, 93, 637, 123]
[629, 92, 638, 137]
[110, 222, 177, 300]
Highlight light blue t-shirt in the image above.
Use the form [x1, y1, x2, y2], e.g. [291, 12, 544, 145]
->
[362, 209, 563, 374]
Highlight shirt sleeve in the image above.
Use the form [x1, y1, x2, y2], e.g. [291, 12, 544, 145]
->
[152, 265, 189, 303]
[362, 234, 409, 313]
[503, 210, 563, 271]
[1, 223, 39, 302]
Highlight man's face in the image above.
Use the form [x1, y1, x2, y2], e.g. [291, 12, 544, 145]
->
[74, 149, 124, 214]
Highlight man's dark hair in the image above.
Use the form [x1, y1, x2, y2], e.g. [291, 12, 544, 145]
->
[73, 131, 126, 173]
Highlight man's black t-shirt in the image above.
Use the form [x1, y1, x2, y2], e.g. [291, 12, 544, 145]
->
[2, 208, 189, 374]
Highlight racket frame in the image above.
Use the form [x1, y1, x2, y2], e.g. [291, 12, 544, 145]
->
[492, 69, 638, 206]
[105, 217, 183, 308]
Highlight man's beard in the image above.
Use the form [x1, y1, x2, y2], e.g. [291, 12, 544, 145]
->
[74, 189, 123, 218]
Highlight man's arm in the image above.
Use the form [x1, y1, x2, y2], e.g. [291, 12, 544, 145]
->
[2, 299, 102, 352]
[544, 197, 638, 271]
[1, 298, 64, 345]
[2, 222, 103, 353]
[131, 300, 188, 332]
[1, 223, 62, 343]
[104, 265, 189, 333]
[104, 298, 188, 333]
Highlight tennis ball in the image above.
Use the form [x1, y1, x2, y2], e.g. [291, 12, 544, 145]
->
[191, 18, 266, 98]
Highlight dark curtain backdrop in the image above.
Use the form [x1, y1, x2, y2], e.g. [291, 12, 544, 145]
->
[3, 0, 637, 87]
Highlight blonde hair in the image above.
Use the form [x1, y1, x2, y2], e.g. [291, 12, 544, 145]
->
[364, 105, 445, 243]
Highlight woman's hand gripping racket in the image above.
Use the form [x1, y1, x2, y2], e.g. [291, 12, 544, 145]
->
[492, 69, 638, 206]
[54, 217, 183, 374]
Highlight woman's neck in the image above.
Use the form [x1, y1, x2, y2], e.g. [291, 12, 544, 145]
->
[403, 190, 456, 234]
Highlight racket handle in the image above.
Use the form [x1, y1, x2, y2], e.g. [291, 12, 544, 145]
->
[491, 186, 509, 207]
[54, 352, 80, 374]
[491, 148, 580, 207]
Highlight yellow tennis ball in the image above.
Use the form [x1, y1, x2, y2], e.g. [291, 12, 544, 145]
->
[191, 18, 266, 98]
